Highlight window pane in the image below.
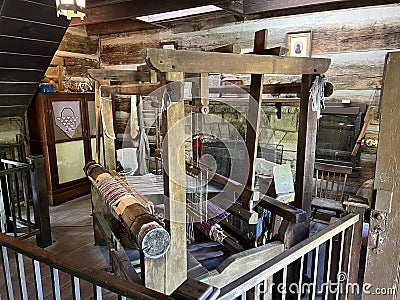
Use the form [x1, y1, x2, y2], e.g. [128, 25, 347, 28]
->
[56, 140, 85, 184]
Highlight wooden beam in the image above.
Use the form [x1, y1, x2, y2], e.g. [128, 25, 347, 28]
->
[242, 29, 268, 210]
[258, 196, 307, 224]
[162, 75, 187, 295]
[210, 44, 241, 54]
[86, 19, 158, 35]
[294, 74, 317, 216]
[144, 48, 331, 74]
[71, 0, 229, 25]
[242, 0, 400, 16]
[88, 69, 153, 82]
[100, 83, 161, 97]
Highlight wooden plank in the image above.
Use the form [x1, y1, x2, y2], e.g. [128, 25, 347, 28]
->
[0, 53, 52, 70]
[364, 51, 400, 299]
[0, 36, 59, 56]
[210, 44, 241, 53]
[1, 0, 70, 27]
[243, 0, 400, 16]
[0, 17, 66, 42]
[0, 83, 38, 95]
[86, 19, 159, 35]
[70, 0, 229, 25]
[202, 242, 284, 288]
[0, 95, 34, 106]
[144, 48, 331, 74]
[294, 74, 317, 215]
[163, 98, 187, 295]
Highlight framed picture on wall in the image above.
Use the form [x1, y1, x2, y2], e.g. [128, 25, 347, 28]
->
[286, 31, 312, 57]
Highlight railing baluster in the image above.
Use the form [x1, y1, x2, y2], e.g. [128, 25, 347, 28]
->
[311, 246, 319, 300]
[33, 259, 44, 300]
[344, 225, 355, 300]
[298, 255, 305, 300]
[52, 268, 61, 300]
[72, 276, 81, 300]
[336, 231, 345, 300]
[21, 172, 31, 232]
[94, 285, 102, 300]
[16, 252, 28, 300]
[1, 246, 15, 300]
[282, 266, 288, 300]
[324, 238, 333, 300]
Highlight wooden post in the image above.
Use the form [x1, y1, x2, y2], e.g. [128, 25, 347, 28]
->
[94, 81, 101, 163]
[294, 74, 317, 216]
[101, 93, 116, 171]
[164, 73, 187, 295]
[27, 155, 52, 247]
[242, 29, 268, 210]
[145, 72, 187, 295]
[364, 52, 400, 300]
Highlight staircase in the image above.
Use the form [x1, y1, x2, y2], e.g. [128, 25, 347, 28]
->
[0, 0, 70, 117]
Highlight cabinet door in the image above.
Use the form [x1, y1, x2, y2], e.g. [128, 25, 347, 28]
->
[48, 95, 88, 186]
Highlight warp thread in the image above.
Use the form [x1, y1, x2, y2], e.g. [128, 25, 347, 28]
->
[96, 176, 131, 211]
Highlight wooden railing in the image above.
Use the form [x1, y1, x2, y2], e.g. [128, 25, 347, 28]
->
[0, 155, 52, 247]
[0, 212, 360, 299]
[217, 213, 360, 300]
[0, 231, 168, 300]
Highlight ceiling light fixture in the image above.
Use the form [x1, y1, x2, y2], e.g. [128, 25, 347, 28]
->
[56, 0, 86, 20]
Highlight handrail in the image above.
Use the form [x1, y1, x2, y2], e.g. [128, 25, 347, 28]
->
[0, 232, 169, 299]
[218, 213, 359, 299]
[1, 158, 30, 168]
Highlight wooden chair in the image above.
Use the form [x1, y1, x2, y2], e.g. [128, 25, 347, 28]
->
[311, 162, 353, 220]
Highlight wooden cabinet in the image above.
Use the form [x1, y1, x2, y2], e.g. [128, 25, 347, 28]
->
[28, 92, 104, 205]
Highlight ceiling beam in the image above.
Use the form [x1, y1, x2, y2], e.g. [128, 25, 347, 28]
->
[243, 0, 400, 16]
[71, 0, 229, 26]
[86, 19, 159, 35]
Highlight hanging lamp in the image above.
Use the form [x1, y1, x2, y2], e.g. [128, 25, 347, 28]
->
[56, 0, 86, 20]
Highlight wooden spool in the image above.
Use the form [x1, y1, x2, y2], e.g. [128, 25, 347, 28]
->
[84, 161, 170, 258]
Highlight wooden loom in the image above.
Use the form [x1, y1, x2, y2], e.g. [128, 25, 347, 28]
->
[87, 29, 332, 297]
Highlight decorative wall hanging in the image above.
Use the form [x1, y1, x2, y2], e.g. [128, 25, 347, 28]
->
[52, 101, 81, 138]
[287, 31, 312, 57]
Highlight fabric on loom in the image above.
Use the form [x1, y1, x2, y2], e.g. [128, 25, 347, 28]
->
[195, 200, 229, 236]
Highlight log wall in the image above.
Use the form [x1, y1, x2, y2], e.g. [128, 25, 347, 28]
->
[48, 4, 400, 191]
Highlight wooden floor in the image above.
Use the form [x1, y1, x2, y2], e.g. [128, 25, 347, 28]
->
[0, 194, 116, 299]
[45, 194, 110, 272]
